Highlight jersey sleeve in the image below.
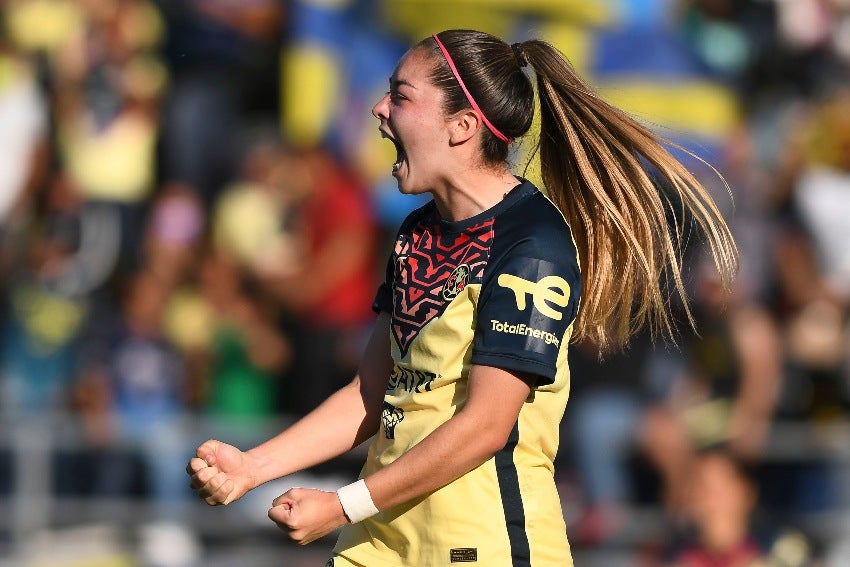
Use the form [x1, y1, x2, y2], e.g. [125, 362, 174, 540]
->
[471, 240, 580, 386]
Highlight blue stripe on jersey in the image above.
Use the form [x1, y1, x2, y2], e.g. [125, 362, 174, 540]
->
[496, 423, 531, 566]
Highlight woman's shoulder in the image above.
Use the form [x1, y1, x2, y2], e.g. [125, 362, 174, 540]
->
[499, 179, 569, 224]
[485, 183, 581, 293]
[495, 183, 577, 255]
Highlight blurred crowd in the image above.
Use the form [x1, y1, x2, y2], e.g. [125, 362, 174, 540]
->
[1, 0, 850, 566]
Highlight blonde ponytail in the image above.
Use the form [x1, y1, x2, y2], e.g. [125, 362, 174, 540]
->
[521, 39, 739, 350]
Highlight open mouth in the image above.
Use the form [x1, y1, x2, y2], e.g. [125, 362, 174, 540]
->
[382, 130, 406, 173]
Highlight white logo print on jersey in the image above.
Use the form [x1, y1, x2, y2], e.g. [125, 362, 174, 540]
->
[490, 320, 560, 346]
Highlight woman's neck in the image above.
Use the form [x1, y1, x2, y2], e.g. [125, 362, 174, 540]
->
[431, 166, 519, 222]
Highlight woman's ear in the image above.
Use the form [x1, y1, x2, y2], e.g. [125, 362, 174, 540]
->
[448, 109, 483, 145]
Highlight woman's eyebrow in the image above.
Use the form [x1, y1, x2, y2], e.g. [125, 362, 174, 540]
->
[389, 77, 417, 90]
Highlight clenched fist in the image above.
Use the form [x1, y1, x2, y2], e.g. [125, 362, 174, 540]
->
[268, 487, 349, 545]
[186, 440, 259, 506]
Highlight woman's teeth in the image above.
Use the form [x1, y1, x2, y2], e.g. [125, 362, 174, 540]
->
[393, 149, 406, 172]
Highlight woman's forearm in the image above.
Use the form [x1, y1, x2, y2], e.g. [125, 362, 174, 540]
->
[246, 312, 392, 487]
[246, 376, 382, 486]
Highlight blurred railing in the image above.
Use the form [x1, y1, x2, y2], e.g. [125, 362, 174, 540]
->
[0, 411, 367, 561]
[1, 412, 849, 564]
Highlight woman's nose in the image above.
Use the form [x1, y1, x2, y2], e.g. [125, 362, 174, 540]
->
[372, 93, 390, 120]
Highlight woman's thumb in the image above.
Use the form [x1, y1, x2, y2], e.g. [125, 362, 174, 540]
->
[197, 440, 220, 466]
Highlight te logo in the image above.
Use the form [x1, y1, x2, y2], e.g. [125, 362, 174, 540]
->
[497, 274, 570, 320]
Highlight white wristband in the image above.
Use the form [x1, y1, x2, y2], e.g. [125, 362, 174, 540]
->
[336, 479, 379, 523]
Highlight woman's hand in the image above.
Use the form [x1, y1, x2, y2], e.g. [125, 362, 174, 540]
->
[186, 439, 260, 505]
[268, 488, 349, 545]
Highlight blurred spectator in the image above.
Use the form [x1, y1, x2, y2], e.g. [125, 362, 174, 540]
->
[165, 248, 290, 423]
[142, 181, 206, 287]
[178, 135, 297, 420]
[28, 172, 122, 297]
[752, 91, 850, 419]
[665, 448, 812, 567]
[793, 89, 850, 306]
[73, 270, 194, 541]
[0, 40, 50, 354]
[563, 333, 654, 546]
[255, 145, 379, 415]
[0, 175, 92, 414]
[664, 448, 811, 567]
[2, 0, 87, 73]
[157, 0, 283, 202]
[0, 42, 48, 226]
[745, 89, 850, 518]
[0, 241, 84, 413]
[50, 0, 167, 275]
[199, 250, 289, 420]
[641, 268, 782, 516]
[211, 135, 299, 277]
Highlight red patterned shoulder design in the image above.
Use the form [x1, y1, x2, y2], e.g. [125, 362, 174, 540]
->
[391, 216, 494, 356]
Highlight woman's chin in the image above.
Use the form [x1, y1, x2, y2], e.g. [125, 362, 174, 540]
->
[394, 176, 414, 195]
[397, 182, 427, 196]
[393, 169, 430, 196]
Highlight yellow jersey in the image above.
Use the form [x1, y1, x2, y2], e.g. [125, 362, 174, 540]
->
[333, 179, 581, 566]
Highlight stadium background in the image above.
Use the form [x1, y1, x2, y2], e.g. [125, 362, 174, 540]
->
[1, 0, 850, 565]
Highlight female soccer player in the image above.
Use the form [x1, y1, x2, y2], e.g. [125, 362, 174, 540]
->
[187, 29, 738, 566]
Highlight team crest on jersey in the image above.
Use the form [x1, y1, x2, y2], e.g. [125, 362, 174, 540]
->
[382, 402, 404, 439]
[442, 263, 470, 300]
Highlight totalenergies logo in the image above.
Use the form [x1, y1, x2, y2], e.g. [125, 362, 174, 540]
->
[490, 320, 560, 346]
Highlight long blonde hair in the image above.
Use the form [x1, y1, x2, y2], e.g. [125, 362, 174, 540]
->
[425, 30, 739, 350]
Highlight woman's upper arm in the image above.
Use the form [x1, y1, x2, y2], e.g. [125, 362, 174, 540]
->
[357, 311, 393, 416]
[462, 364, 534, 452]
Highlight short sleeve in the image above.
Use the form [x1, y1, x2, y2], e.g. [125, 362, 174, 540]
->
[471, 245, 580, 386]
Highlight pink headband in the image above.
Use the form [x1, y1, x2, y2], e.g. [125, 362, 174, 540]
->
[432, 33, 512, 144]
